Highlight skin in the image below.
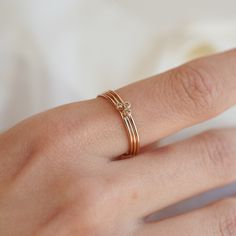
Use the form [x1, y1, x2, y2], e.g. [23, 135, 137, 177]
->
[1, 49, 236, 235]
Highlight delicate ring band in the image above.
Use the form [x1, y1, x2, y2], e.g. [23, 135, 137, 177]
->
[98, 90, 140, 157]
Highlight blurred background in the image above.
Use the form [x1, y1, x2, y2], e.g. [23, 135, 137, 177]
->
[1, 0, 236, 219]
[0, 0, 236, 131]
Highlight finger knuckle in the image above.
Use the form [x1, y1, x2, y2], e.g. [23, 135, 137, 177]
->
[215, 199, 236, 236]
[31, 107, 90, 156]
[199, 130, 235, 179]
[171, 62, 220, 117]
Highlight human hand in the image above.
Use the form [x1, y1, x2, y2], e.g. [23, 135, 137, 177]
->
[1, 49, 236, 236]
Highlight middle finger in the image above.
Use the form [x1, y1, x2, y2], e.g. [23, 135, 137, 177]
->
[113, 128, 236, 217]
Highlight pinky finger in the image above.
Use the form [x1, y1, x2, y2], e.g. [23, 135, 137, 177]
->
[136, 198, 236, 236]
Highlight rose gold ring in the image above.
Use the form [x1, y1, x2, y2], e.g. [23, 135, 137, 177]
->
[98, 90, 140, 158]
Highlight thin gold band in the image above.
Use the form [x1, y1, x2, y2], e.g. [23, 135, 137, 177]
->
[98, 90, 140, 157]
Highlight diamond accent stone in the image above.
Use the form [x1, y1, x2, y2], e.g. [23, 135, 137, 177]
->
[116, 101, 131, 117]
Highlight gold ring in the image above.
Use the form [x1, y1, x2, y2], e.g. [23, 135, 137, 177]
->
[98, 90, 140, 158]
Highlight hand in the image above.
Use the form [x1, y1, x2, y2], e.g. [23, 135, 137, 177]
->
[1, 49, 236, 236]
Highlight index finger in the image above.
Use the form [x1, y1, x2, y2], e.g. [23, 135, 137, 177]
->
[71, 49, 236, 159]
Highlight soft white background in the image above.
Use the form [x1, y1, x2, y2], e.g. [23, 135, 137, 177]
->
[0, 0, 236, 219]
